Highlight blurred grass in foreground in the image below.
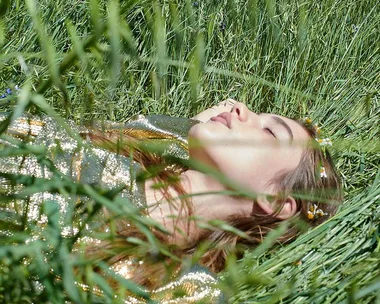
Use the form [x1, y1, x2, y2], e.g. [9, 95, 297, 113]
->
[0, 0, 379, 303]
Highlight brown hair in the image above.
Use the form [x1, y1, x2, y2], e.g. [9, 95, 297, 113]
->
[83, 119, 343, 288]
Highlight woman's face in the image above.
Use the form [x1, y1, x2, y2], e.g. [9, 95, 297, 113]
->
[188, 103, 310, 195]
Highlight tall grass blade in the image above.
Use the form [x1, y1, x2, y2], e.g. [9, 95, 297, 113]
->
[107, 0, 121, 89]
[25, 0, 68, 105]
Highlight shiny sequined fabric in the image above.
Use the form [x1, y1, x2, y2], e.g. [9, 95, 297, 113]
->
[0, 114, 147, 223]
[73, 263, 224, 303]
[0, 114, 198, 218]
[0, 113, 224, 303]
[125, 265, 224, 303]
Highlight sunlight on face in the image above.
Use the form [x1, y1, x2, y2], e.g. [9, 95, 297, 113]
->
[188, 103, 310, 195]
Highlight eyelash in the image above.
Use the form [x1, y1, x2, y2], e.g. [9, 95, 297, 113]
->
[264, 127, 276, 138]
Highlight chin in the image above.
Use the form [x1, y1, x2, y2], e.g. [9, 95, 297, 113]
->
[188, 124, 207, 143]
[189, 123, 224, 143]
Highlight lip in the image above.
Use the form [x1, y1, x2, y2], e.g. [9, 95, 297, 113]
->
[210, 112, 231, 128]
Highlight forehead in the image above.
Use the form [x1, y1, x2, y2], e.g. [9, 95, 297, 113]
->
[260, 113, 310, 141]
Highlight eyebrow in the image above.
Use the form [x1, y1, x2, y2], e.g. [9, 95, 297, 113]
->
[271, 116, 293, 142]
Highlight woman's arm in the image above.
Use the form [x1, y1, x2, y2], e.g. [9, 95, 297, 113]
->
[192, 99, 237, 123]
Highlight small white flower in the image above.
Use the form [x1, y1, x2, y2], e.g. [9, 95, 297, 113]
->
[307, 203, 328, 220]
[320, 166, 327, 178]
[320, 138, 332, 146]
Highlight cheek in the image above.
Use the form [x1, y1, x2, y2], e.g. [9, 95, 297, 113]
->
[194, 143, 273, 190]
[215, 146, 302, 191]
[225, 146, 275, 183]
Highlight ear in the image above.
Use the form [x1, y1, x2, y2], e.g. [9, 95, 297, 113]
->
[256, 195, 298, 220]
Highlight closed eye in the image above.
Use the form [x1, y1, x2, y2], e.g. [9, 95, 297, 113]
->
[264, 127, 276, 138]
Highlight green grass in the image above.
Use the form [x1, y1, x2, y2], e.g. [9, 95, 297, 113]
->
[0, 0, 379, 303]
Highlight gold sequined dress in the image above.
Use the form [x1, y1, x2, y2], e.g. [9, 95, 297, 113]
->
[0, 113, 225, 303]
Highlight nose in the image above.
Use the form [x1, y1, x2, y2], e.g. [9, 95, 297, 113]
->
[231, 102, 249, 122]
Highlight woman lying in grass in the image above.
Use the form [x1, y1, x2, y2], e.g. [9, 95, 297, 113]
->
[0, 100, 342, 302]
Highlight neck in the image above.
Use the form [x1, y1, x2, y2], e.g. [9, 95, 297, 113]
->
[146, 170, 252, 246]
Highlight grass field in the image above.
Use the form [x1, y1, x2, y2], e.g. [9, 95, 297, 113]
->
[0, 0, 379, 303]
